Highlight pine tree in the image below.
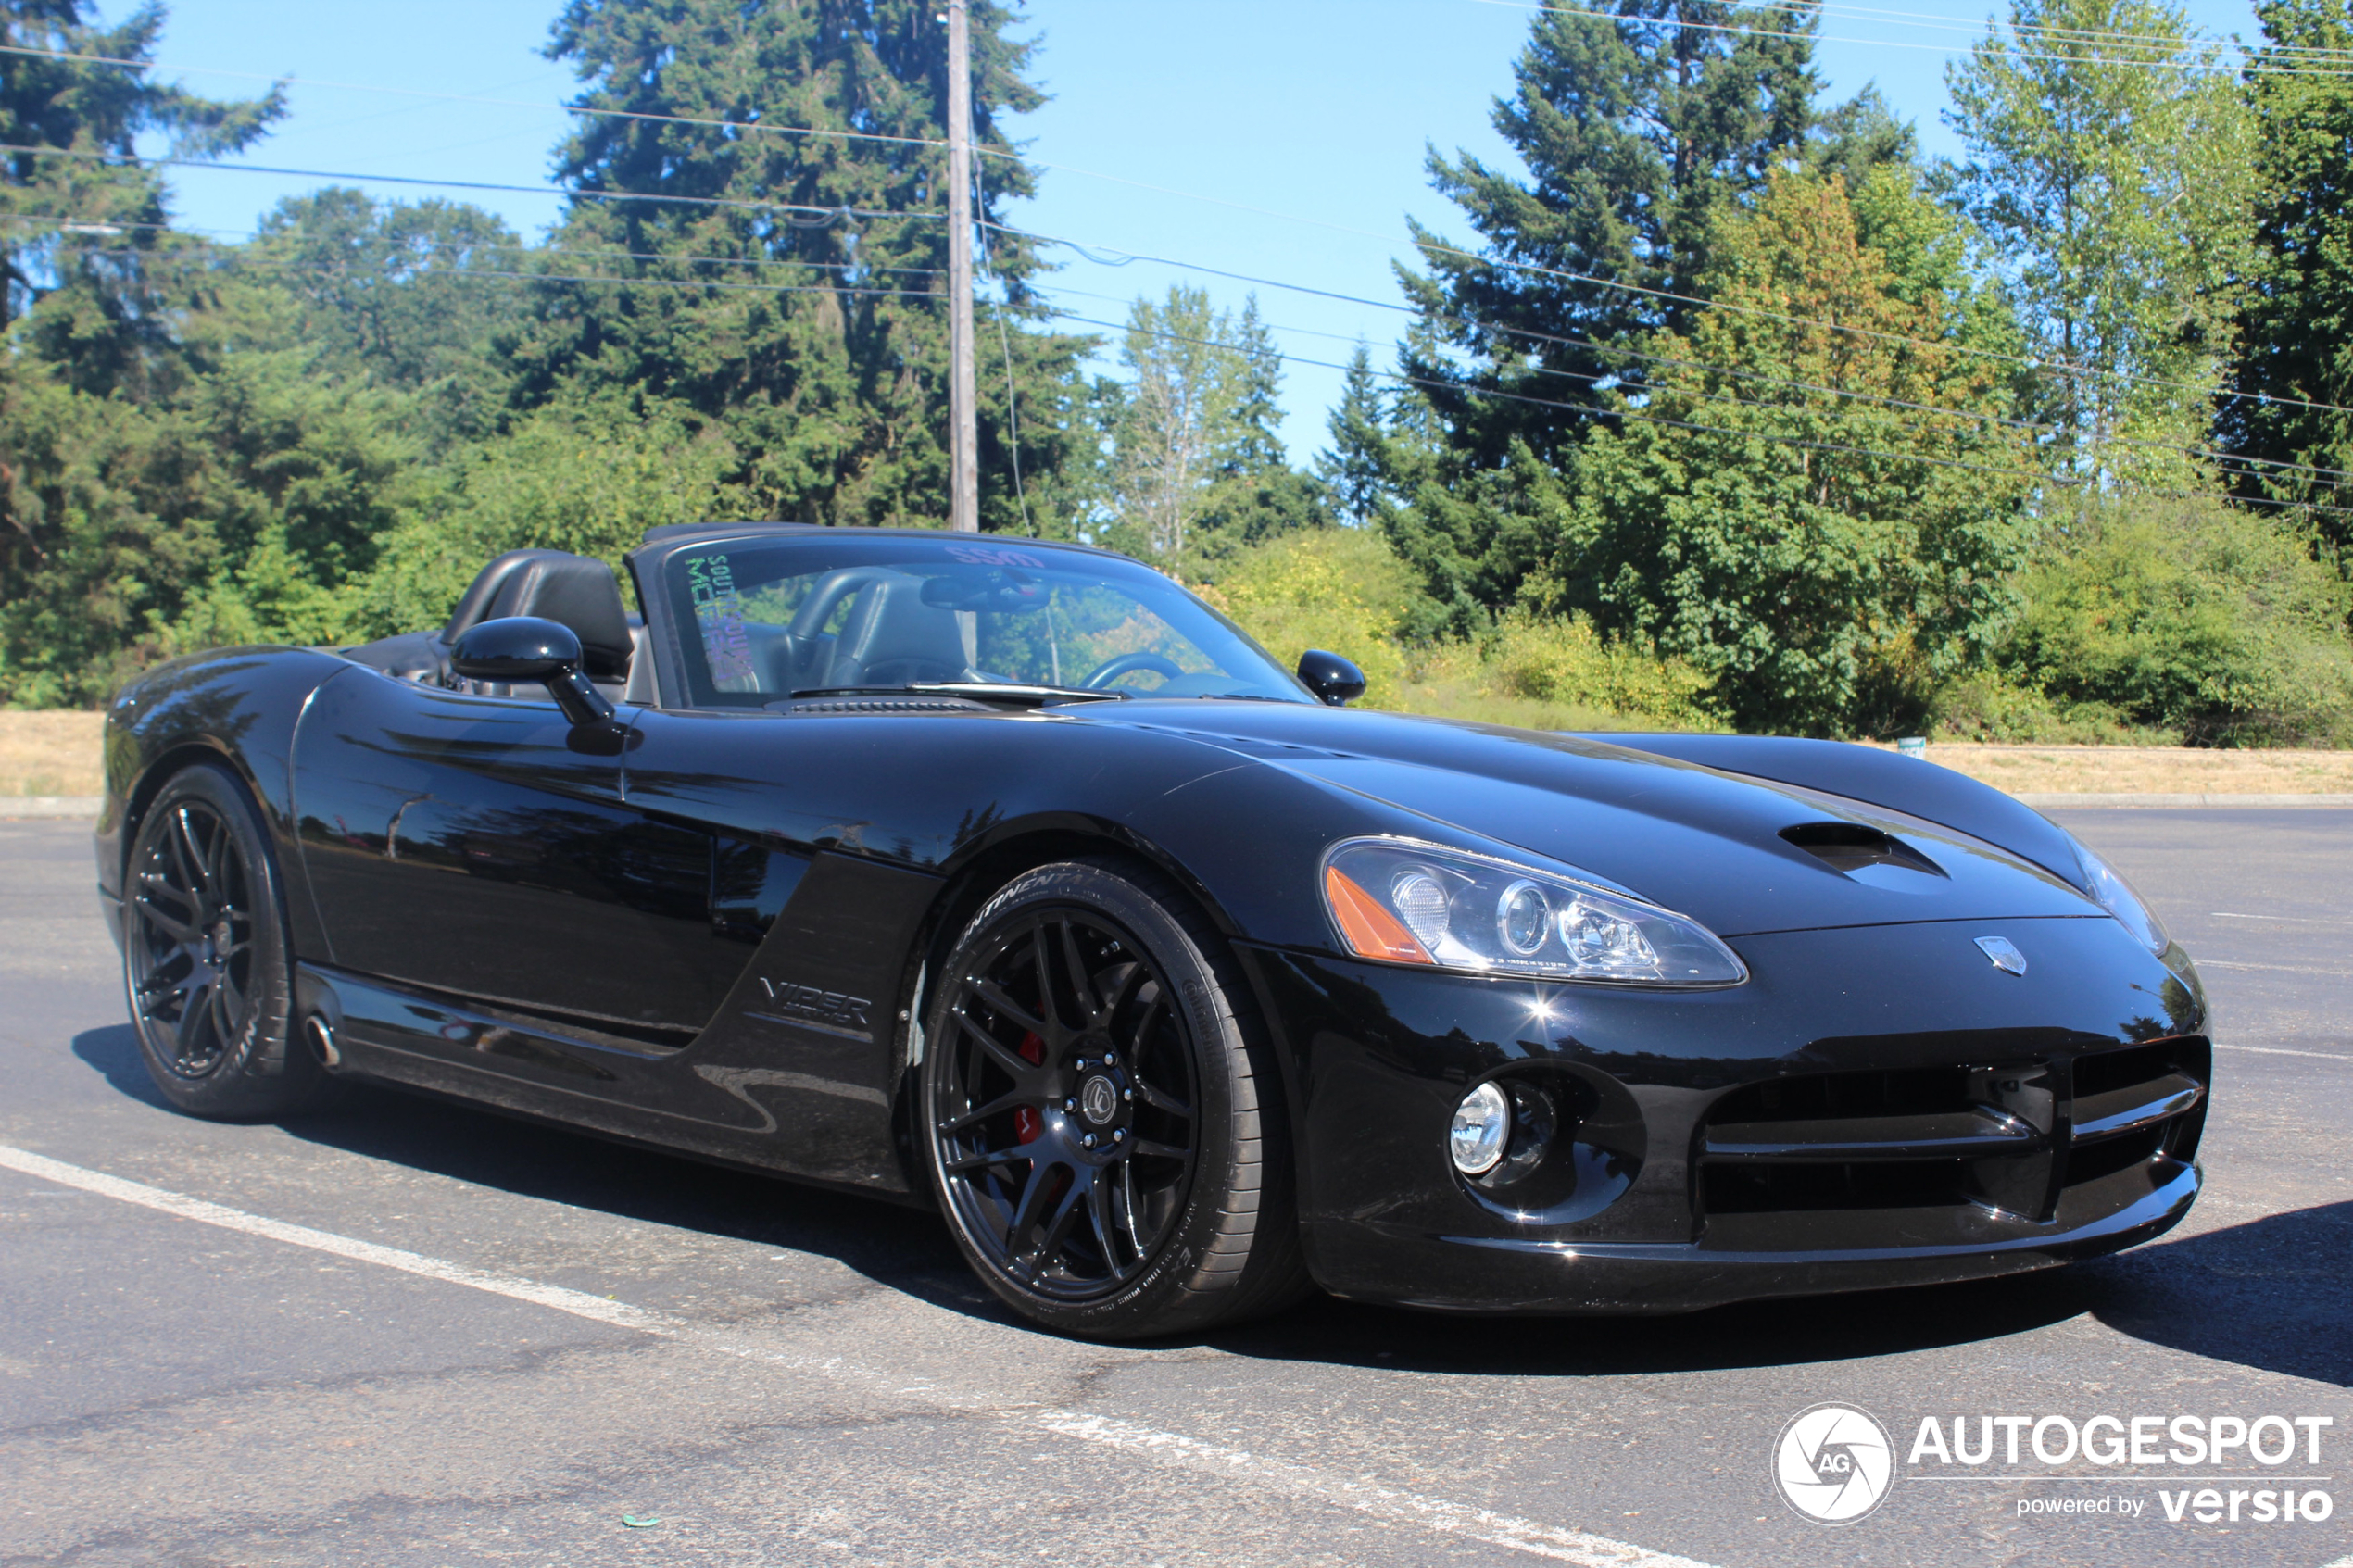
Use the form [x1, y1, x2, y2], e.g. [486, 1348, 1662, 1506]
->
[0, 2, 279, 408]
[1399, 0, 1824, 468]
[512, 0, 1086, 530]
[1315, 344, 1388, 525]
[1380, 1, 1845, 618]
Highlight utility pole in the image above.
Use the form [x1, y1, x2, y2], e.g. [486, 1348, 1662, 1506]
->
[945, 0, 979, 532]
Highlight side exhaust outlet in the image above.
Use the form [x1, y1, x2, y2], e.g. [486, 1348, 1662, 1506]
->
[303, 1013, 341, 1069]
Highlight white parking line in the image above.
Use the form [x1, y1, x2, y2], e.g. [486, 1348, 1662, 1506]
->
[2214, 1043, 2352, 1061]
[0, 1143, 1718, 1568]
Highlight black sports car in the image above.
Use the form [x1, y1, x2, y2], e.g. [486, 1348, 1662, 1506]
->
[95, 523, 2210, 1337]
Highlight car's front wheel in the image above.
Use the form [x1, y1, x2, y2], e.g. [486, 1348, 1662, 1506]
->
[123, 762, 334, 1120]
[922, 859, 1308, 1338]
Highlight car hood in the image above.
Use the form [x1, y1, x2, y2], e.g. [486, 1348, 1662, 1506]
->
[1097, 702, 2101, 937]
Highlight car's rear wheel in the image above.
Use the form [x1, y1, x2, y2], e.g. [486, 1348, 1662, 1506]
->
[922, 859, 1309, 1338]
[123, 762, 333, 1119]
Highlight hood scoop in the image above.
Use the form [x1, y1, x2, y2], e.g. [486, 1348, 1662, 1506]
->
[1781, 821, 1948, 880]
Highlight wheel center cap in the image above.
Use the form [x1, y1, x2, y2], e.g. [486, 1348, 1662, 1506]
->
[1079, 1074, 1119, 1126]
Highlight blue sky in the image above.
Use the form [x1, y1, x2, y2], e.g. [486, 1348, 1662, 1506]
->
[127, 0, 2266, 463]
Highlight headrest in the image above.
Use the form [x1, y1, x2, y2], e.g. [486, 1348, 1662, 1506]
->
[442, 549, 571, 646]
[828, 574, 968, 685]
[483, 554, 635, 681]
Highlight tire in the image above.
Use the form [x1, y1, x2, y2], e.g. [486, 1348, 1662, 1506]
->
[122, 762, 334, 1119]
[921, 858, 1311, 1338]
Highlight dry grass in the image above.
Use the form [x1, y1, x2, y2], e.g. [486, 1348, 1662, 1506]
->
[4, 709, 2348, 798]
[1866, 741, 2353, 795]
[0, 710, 104, 797]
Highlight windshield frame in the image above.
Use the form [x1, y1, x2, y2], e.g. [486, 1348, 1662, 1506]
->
[626, 526, 1315, 713]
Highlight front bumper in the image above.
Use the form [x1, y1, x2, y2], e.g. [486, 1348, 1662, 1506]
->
[1239, 915, 2209, 1314]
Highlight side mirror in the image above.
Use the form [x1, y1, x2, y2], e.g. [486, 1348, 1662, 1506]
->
[451, 616, 616, 728]
[1297, 648, 1366, 708]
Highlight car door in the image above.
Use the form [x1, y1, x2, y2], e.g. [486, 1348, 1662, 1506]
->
[290, 666, 735, 1033]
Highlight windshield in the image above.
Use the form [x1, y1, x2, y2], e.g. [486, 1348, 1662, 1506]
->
[657, 534, 1313, 709]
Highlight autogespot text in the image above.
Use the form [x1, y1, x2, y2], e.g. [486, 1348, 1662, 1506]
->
[1907, 1413, 2336, 1526]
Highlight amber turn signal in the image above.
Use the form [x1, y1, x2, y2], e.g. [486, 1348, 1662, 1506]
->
[1325, 864, 1435, 964]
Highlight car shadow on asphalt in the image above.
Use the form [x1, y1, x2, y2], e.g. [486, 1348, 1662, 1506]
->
[69, 1024, 2352, 1386]
[1208, 1207, 2353, 1386]
[69, 1024, 996, 1322]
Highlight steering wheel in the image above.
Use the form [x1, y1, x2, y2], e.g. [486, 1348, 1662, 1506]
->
[1081, 651, 1185, 690]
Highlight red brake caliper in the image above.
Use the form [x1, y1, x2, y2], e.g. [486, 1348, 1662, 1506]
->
[1013, 1031, 1045, 1143]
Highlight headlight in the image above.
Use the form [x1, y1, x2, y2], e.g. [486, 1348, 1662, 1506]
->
[2071, 839, 2169, 954]
[1320, 837, 1747, 985]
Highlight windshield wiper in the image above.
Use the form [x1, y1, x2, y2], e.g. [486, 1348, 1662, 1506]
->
[787, 683, 1127, 706]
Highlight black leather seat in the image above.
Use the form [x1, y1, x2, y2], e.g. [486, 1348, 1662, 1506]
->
[824, 574, 970, 688]
[473, 552, 635, 682]
[337, 549, 637, 696]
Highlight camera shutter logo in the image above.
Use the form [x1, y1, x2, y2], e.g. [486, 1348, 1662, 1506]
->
[1774, 1403, 1896, 1524]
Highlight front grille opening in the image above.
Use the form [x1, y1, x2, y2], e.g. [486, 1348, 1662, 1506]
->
[1703, 1159, 1969, 1214]
[1710, 1067, 1972, 1125]
[2065, 1126, 2166, 1187]
[2073, 1041, 2183, 1099]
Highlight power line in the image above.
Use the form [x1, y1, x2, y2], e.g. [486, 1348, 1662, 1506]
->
[1808, 0, 2353, 64]
[1041, 301, 2353, 518]
[0, 42, 957, 152]
[0, 141, 950, 224]
[1039, 273, 2353, 488]
[23, 35, 2319, 421]
[10, 43, 2347, 482]
[1001, 206, 2353, 424]
[18, 195, 2341, 489]
[1040, 303, 2072, 488]
[0, 210, 954, 279]
[996, 221, 2353, 484]
[42, 242, 948, 302]
[1459, 0, 2353, 77]
[25, 225, 2350, 517]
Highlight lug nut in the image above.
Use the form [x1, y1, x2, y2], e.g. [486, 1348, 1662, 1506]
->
[1103, 1049, 1116, 1065]
[1123, 1088, 1134, 1102]
[1113, 1128, 1126, 1142]
[1063, 1098, 1076, 1112]
[1081, 1133, 1097, 1148]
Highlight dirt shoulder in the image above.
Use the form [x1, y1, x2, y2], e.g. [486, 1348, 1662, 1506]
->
[0, 711, 103, 797]
[1888, 742, 2353, 796]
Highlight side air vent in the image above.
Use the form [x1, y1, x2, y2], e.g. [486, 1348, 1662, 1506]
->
[1780, 821, 1945, 877]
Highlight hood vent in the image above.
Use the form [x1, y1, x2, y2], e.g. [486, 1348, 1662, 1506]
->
[1780, 821, 1946, 878]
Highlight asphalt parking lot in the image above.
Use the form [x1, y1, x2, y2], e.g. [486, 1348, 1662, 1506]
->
[2, 807, 2348, 1568]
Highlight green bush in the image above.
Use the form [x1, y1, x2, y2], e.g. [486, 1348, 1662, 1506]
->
[1994, 495, 2353, 746]
[1485, 616, 1722, 730]
[1197, 526, 1438, 708]
[1204, 529, 1719, 731]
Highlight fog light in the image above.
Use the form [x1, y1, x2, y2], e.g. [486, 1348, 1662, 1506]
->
[1450, 1081, 1511, 1174]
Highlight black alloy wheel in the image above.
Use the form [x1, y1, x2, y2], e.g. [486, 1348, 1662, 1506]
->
[123, 763, 329, 1118]
[129, 795, 256, 1076]
[924, 859, 1309, 1338]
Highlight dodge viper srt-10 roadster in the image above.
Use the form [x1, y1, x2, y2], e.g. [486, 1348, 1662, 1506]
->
[94, 523, 2210, 1337]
